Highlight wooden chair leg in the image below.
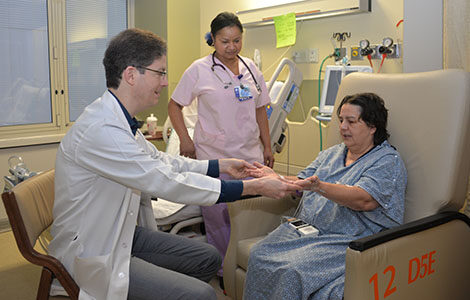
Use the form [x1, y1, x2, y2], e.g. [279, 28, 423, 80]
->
[36, 267, 53, 300]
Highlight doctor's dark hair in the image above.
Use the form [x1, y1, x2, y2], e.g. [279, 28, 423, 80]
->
[206, 12, 243, 46]
[103, 28, 167, 89]
[337, 92, 390, 145]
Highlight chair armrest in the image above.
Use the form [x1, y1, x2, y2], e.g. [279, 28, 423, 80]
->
[223, 194, 300, 298]
[344, 212, 470, 300]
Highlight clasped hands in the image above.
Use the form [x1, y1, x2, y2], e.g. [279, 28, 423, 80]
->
[219, 159, 319, 199]
[248, 161, 320, 191]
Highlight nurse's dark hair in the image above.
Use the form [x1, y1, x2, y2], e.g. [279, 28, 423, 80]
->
[337, 92, 390, 145]
[206, 12, 243, 46]
[103, 28, 167, 89]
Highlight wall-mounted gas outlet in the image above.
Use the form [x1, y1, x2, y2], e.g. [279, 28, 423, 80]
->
[378, 43, 401, 59]
[350, 46, 363, 61]
[334, 47, 347, 61]
[292, 48, 319, 63]
[370, 45, 381, 59]
[353, 44, 402, 60]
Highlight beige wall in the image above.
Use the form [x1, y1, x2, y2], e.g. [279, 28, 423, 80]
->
[167, 0, 201, 96]
[198, 0, 403, 171]
[200, 0, 404, 81]
[134, 0, 201, 129]
[134, 0, 169, 127]
[0, 144, 58, 228]
[0, 0, 406, 227]
[198, 0, 404, 131]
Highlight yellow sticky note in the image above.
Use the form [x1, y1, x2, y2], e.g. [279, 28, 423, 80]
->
[273, 12, 296, 48]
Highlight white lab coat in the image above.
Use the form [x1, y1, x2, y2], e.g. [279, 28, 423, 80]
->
[49, 90, 222, 300]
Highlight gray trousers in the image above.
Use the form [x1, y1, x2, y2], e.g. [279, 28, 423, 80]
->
[128, 226, 221, 300]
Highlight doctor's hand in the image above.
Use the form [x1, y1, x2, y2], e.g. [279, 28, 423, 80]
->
[242, 176, 304, 200]
[179, 138, 196, 159]
[247, 161, 278, 178]
[219, 158, 256, 179]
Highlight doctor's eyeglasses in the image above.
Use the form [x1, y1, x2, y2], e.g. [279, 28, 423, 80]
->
[136, 66, 167, 78]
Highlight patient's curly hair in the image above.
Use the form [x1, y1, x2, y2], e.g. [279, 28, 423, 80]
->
[337, 93, 390, 145]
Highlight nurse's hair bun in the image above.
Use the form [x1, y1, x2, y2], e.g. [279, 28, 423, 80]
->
[205, 32, 213, 46]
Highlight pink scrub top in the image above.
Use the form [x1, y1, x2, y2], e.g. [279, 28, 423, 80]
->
[171, 54, 271, 164]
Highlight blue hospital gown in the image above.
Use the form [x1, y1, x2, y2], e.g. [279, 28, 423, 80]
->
[244, 141, 407, 300]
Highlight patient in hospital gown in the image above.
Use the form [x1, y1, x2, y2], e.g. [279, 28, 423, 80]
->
[244, 93, 407, 300]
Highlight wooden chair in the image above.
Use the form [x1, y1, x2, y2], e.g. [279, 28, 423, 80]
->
[2, 169, 79, 300]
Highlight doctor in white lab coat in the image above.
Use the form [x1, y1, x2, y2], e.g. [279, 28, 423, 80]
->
[48, 28, 307, 300]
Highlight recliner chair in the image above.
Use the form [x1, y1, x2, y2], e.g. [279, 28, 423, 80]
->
[223, 69, 470, 300]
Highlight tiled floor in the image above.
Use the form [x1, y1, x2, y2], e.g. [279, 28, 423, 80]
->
[0, 230, 231, 300]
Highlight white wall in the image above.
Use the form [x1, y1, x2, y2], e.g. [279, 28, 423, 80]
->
[403, 0, 443, 72]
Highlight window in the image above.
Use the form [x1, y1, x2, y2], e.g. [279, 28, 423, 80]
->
[0, 1, 51, 127]
[66, 0, 127, 121]
[0, 0, 129, 147]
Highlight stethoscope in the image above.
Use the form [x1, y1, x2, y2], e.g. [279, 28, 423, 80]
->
[211, 51, 262, 93]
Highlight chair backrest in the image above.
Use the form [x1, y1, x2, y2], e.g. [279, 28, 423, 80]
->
[5, 169, 55, 246]
[2, 169, 79, 299]
[326, 69, 470, 222]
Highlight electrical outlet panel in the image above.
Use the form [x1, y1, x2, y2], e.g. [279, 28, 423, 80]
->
[292, 48, 319, 63]
[308, 48, 319, 63]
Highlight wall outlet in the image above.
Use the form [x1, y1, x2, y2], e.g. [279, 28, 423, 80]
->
[293, 48, 319, 63]
[308, 48, 319, 63]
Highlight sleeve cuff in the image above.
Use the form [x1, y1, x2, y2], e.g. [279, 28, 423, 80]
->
[207, 160, 220, 178]
[216, 180, 243, 203]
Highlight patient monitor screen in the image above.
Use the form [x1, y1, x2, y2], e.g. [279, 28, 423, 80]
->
[324, 70, 354, 107]
[319, 66, 372, 117]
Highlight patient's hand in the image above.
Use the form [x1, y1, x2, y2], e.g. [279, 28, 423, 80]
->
[303, 175, 321, 191]
[292, 177, 318, 190]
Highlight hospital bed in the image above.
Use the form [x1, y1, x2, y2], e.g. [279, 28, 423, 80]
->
[152, 100, 204, 238]
[223, 69, 470, 300]
[152, 58, 303, 236]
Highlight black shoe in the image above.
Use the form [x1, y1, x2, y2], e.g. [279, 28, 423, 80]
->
[218, 276, 226, 295]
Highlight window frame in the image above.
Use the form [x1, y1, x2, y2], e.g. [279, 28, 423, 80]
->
[0, 0, 134, 149]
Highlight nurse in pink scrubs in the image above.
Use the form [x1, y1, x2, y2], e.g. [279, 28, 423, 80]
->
[168, 12, 273, 281]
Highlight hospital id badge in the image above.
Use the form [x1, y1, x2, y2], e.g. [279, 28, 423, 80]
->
[234, 85, 253, 101]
